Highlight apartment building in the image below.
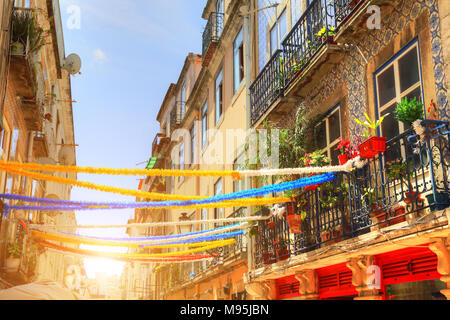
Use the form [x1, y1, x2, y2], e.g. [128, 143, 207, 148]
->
[128, 0, 450, 300]
[246, 0, 450, 300]
[0, 0, 80, 290]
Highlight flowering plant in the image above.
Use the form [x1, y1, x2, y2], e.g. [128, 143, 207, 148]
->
[334, 139, 351, 155]
[300, 150, 330, 167]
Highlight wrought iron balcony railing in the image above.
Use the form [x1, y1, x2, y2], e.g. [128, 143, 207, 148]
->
[253, 120, 450, 269]
[202, 12, 224, 66]
[250, 0, 367, 126]
[169, 101, 185, 134]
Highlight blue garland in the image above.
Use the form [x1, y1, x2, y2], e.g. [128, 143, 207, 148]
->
[1, 173, 336, 216]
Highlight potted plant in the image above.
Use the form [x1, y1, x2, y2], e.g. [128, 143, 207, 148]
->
[276, 242, 290, 261]
[6, 242, 22, 273]
[301, 151, 330, 190]
[425, 192, 450, 211]
[354, 112, 388, 159]
[386, 162, 424, 208]
[393, 97, 424, 126]
[316, 26, 336, 43]
[11, 10, 46, 57]
[334, 139, 352, 165]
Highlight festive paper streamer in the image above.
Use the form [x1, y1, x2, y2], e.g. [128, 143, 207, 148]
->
[0, 164, 287, 205]
[37, 238, 235, 257]
[31, 223, 249, 245]
[0, 161, 242, 179]
[31, 229, 243, 248]
[1, 173, 334, 213]
[38, 241, 215, 263]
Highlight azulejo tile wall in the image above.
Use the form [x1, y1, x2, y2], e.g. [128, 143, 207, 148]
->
[295, 0, 448, 142]
[345, 0, 449, 140]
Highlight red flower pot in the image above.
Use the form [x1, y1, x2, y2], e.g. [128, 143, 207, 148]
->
[286, 202, 295, 215]
[263, 252, 276, 265]
[268, 221, 275, 228]
[338, 154, 349, 165]
[305, 173, 321, 190]
[358, 136, 387, 159]
[404, 191, 424, 204]
[276, 247, 290, 261]
[286, 215, 303, 234]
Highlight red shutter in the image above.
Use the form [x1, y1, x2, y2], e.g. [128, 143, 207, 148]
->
[378, 246, 440, 286]
[317, 263, 357, 299]
[275, 275, 301, 300]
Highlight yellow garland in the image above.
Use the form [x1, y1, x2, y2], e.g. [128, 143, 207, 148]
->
[31, 230, 234, 248]
[38, 238, 235, 257]
[0, 164, 290, 207]
[0, 161, 242, 180]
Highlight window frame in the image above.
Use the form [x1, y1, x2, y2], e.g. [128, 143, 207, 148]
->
[202, 102, 208, 149]
[374, 39, 425, 138]
[233, 28, 244, 93]
[190, 123, 196, 165]
[269, 9, 288, 56]
[215, 68, 224, 125]
[315, 104, 342, 165]
[178, 141, 184, 182]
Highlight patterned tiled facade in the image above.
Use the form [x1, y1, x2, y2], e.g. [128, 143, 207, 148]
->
[260, 0, 448, 142]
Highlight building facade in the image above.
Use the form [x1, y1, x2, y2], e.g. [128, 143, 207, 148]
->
[127, 0, 450, 300]
[0, 0, 80, 291]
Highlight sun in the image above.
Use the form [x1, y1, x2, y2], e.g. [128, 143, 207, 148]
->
[80, 244, 127, 278]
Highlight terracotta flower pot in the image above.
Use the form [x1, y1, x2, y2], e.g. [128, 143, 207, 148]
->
[305, 173, 321, 191]
[268, 221, 275, 228]
[263, 252, 276, 265]
[286, 214, 303, 234]
[276, 247, 290, 261]
[358, 136, 387, 159]
[370, 206, 406, 228]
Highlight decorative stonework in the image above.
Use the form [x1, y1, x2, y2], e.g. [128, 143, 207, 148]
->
[294, 269, 319, 300]
[429, 236, 450, 299]
[245, 280, 275, 300]
[346, 255, 382, 300]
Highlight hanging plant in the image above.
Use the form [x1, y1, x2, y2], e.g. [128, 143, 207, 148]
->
[11, 10, 46, 55]
[393, 97, 424, 126]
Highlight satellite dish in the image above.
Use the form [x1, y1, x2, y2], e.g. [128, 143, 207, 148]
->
[58, 145, 76, 166]
[62, 53, 82, 75]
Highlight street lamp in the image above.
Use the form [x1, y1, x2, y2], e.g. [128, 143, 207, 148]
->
[178, 212, 192, 234]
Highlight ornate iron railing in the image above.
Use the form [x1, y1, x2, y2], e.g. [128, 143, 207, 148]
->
[249, 49, 284, 126]
[202, 12, 224, 58]
[169, 101, 185, 134]
[253, 120, 450, 269]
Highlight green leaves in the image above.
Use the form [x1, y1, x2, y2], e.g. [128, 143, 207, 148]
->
[393, 97, 424, 125]
[354, 112, 387, 138]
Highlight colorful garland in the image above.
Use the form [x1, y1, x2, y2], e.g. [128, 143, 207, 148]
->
[31, 229, 243, 248]
[1, 173, 334, 214]
[38, 241, 216, 263]
[0, 165, 287, 205]
[0, 160, 242, 180]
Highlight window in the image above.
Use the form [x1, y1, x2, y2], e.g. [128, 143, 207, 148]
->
[233, 28, 244, 93]
[315, 105, 341, 165]
[201, 208, 208, 231]
[202, 102, 208, 148]
[375, 42, 423, 142]
[10, 128, 19, 160]
[291, 0, 303, 25]
[190, 124, 196, 165]
[214, 178, 223, 226]
[233, 153, 245, 194]
[180, 82, 186, 118]
[216, 0, 224, 13]
[215, 68, 223, 124]
[270, 10, 287, 55]
[179, 142, 184, 182]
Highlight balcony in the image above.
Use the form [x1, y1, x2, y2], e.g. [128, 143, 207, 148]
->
[152, 133, 169, 157]
[32, 132, 49, 159]
[202, 12, 224, 67]
[252, 120, 450, 270]
[250, 0, 370, 127]
[169, 101, 185, 134]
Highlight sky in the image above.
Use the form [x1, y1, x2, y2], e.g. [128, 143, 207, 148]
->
[58, 0, 207, 277]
